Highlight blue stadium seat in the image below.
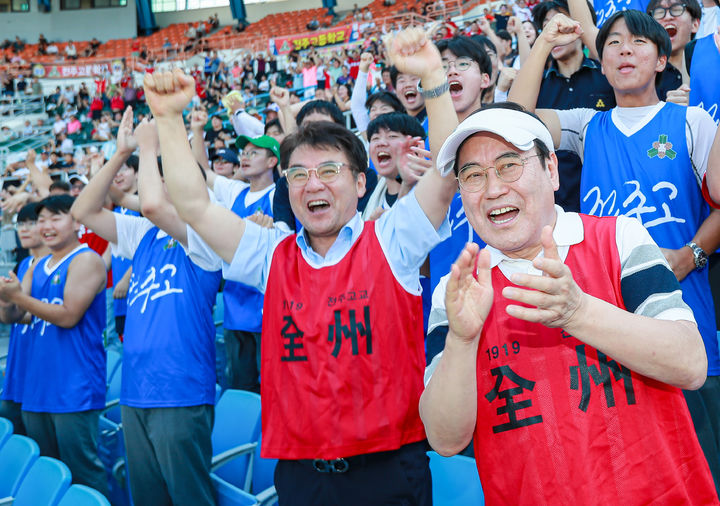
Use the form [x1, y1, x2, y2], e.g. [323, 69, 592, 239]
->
[12, 456, 72, 506]
[57, 484, 111, 506]
[211, 390, 262, 492]
[0, 434, 39, 499]
[428, 451, 484, 506]
[0, 417, 13, 449]
[212, 475, 259, 506]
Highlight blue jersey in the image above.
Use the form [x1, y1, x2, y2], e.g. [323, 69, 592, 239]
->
[1, 256, 34, 403]
[122, 226, 221, 408]
[24, 246, 106, 412]
[223, 187, 273, 332]
[580, 103, 719, 373]
[690, 35, 720, 125]
[595, 1, 649, 27]
[111, 206, 140, 317]
[429, 193, 485, 294]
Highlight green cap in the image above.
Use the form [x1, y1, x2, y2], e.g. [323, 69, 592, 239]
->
[234, 135, 281, 162]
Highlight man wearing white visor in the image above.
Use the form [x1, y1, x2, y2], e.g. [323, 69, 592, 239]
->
[419, 102, 718, 504]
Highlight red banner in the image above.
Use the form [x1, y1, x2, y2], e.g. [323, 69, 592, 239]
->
[270, 25, 358, 55]
[31, 60, 124, 79]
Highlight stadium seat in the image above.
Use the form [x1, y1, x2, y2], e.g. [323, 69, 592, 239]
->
[11, 456, 71, 506]
[212, 475, 259, 506]
[0, 435, 39, 499]
[57, 484, 111, 506]
[427, 451, 484, 506]
[211, 390, 262, 492]
[0, 417, 12, 449]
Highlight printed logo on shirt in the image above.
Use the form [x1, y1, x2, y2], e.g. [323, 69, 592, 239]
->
[163, 238, 178, 250]
[51, 273, 62, 285]
[647, 134, 677, 160]
[595, 98, 606, 109]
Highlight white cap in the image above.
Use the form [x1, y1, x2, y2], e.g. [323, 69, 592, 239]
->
[436, 108, 554, 176]
[69, 174, 89, 185]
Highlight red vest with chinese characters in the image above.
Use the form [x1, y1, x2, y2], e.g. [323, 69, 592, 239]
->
[261, 222, 426, 459]
[474, 214, 717, 505]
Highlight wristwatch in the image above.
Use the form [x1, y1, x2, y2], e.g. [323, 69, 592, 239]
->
[685, 241, 709, 270]
[416, 79, 450, 99]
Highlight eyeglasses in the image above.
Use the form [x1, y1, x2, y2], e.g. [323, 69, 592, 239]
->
[651, 3, 687, 19]
[15, 221, 36, 230]
[456, 154, 540, 192]
[283, 162, 348, 187]
[441, 57, 475, 73]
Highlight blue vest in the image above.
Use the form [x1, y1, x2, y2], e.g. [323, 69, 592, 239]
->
[690, 35, 720, 125]
[24, 246, 106, 412]
[223, 187, 274, 332]
[111, 206, 141, 317]
[429, 193, 486, 294]
[122, 226, 221, 407]
[580, 103, 719, 373]
[595, 0, 650, 27]
[1, 256, 33, 403]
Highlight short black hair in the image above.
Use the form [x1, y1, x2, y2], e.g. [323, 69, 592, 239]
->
[532, 0, 597, 26]
[296, 100, 345, 126]
[36, 194, 75, 215]
[280, 121, 367, 175]
[646, 0, 702, 21]
[496, 29, 512, 42]
[125, 154, 139, 173]
[388, 65, 402, 89]
[470, 35, 498, 57]
[264, 118, 283, 134]
[435, 36, 493, 77]
[367, 112, 427, 140]
[454, 102, 551, 175]
[49, 181, 71, 193]
[365, 91, 405, 114]
[17, 202, 41, 223]
[596, 10, 672, 60]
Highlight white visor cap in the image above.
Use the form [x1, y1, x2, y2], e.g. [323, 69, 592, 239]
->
[436, 108, 555, 176]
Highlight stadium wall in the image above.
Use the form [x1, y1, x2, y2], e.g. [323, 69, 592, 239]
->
[0, 0, 138, 42]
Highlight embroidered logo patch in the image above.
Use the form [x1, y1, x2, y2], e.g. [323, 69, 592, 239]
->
[647, 134, 677, 160]
[51, 273, 61, 285]
[595, 98, 606, 108]
[163, 238, 178, 250]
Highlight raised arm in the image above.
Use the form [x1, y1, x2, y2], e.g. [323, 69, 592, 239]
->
[71, 107, 137, 244]
[24, 149, 53, 198]
[386, 26, 459, 228]
[567, 0, 599, 60]
[135, 119, 189, 246]
[350, 52, 374, 134]
[508, 13, 583, 148]
[507, 17, 531, 67]
[144, 69, 247, 264]
[189, 108, 216, 189]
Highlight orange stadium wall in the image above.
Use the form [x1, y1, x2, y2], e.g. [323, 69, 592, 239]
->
[153, 0, 370, 27]
[0, 0, 138, 42]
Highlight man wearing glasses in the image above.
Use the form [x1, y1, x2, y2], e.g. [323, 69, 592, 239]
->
[421, 102, 718, 503]
[145, 27, 459, 505]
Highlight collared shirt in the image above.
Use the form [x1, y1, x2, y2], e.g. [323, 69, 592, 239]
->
[538, 57, 615, 111]
[224, 190, 450, 294]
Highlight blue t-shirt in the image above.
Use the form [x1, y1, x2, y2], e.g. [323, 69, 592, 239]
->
[122, 225, 221, 408]
[1, 256, 33, 403]
[111, 206, 140, 317]
[580, 103, 719, 374]
[690, 35, 720, 125]
[595, 1, 650, 27]
[223, 187, 274, 332]
[24, 246, 106, 412]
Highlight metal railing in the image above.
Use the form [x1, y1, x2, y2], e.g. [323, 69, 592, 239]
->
[0, 93, 45, 118]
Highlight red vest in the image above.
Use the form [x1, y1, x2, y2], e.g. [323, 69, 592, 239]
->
[261, 222, 427, 459]
[474, 214, 717, 505]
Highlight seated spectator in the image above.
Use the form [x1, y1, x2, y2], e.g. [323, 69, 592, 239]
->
[46, 43, 59, 55]
[12, 36, 25, 54]
[66, 115, 82, 135]
[38, 34, 48, 55]
[52, 114, 67, 136]
[65, 40, 78, 60]
[110, 92, 125, 113]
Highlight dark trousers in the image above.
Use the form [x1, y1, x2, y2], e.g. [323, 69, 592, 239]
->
[224, 329, 261, 393]
[121, 405, 215, 506]
[22, 409, 109, 498]
[0, 399, 25, 435]
[685, 375, 720, 495]
[274, 440, 432, 506]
